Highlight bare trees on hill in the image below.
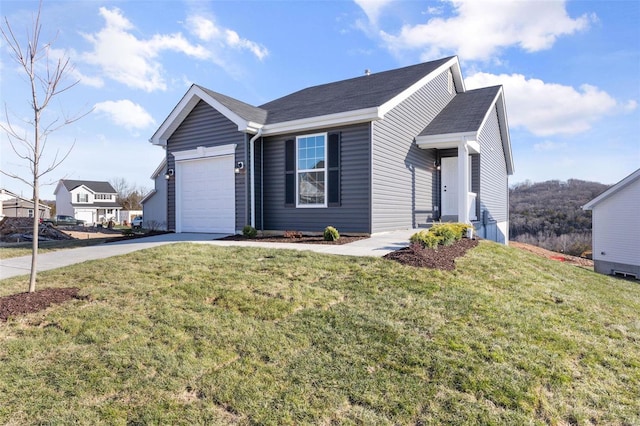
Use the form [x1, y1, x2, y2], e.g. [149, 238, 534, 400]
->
[509, 179, 609, 256]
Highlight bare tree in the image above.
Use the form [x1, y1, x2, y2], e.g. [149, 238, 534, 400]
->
[110, 177, 148, 210]
[0, 2, 90, 292]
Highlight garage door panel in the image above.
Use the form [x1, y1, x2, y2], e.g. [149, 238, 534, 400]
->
[178, 155, 235, 233]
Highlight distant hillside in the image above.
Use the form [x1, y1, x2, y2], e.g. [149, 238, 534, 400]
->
[509, 179, 610, 255]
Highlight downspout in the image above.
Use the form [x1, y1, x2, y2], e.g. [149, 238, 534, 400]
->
[249, 128, 263, 228]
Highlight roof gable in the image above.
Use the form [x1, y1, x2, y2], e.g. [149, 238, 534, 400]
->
[150, 56, 464, 144]
[416, 86, 514, 175]
[151, 85, 267, 145]
[58, 179, 117, 194]
[583, 168, 640, 210]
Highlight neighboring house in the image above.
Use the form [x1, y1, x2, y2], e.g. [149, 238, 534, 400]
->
[119, 210, 143, 225]
[141, 158, 168, 230]
[0, 188, 51, 219]
[583, 169, 640, 279]
[150, 56, 514, 242]
[54, 180, 122, 225]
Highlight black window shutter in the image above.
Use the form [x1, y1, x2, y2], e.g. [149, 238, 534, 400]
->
[285, 139, 295, 207]
[328, 132, 341, 206]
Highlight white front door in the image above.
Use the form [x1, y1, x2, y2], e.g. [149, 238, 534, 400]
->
[441, 157, 458, 217]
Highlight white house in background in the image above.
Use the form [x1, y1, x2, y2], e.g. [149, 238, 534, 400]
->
[54, 180, 122, 225]
[583, 168, 640, 279]
[140, 159, 168, 230]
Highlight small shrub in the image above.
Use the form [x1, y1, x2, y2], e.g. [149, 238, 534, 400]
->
[409, 230, 441, 249]
[430, 224, 457, 246]
[323, 226, 340, 241]
[448, 222, 473, 240]
[242, 225, 258, 238]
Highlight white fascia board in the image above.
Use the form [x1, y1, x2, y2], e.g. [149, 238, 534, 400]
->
[495, 90, 515, 175]
[150, 157, 167, 179]
[415, 132, 478, 149]
[379, 57, 462, 117]
[261, 107, 381, 136]
[150, 85, 253, 146]
[583, 168, 640, 210]
[140, 189, 157, 205]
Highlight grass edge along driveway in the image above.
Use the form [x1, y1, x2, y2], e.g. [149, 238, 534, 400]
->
[1, 241, 638, 424]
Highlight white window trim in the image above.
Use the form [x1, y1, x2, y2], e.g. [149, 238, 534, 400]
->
[296, 133, 328, 208]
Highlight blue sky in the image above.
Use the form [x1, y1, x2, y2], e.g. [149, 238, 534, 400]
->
[1, 0, 638, 200]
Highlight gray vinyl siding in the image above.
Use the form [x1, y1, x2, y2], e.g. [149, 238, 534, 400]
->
[258, 123, 371, 233]
[166, 100, 246, 231]
[371, 68, 455, 232]
[142, 173, 168, 230]
[478, 106, 508, 224]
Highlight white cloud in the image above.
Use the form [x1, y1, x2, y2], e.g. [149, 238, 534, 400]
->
[466, 72, 626, 136]
[94, 99, 155, 130]
[359, 0, 595, 61]
[354, 0, 394, 25]
[80, 7, 208, 92]
[186, 15, 269, 61]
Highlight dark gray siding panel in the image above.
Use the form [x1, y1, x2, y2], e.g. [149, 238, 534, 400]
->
[478, 106, 508, 224]
[371, 69, 455, 232]
[166, 100, 246, 231]
[258, 123, 371, 233]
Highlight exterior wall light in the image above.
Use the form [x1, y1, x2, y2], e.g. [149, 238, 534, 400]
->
[164, 168, 174, 180]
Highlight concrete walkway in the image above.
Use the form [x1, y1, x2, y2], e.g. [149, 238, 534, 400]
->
[0, 230, 415, 280]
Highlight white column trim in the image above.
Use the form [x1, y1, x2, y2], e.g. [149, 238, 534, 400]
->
[458, 141, 470, 224]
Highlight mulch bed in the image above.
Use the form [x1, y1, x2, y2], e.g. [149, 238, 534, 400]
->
[218, 234, 368, 245]
[383, 238, 479, 270]
[0, 287, 85, 322]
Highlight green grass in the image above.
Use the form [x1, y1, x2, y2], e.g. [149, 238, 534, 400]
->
[1, 241, 638, 424]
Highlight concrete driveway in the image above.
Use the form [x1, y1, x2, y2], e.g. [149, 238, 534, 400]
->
[0, 230, 415, 281]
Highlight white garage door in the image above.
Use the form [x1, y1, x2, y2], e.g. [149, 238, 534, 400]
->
[75, 210, 94, 224]
[177, 155, 235, 233]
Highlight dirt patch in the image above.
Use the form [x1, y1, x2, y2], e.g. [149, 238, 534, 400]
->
[384, 238, 479, 270]
[510, 241, 593, 268]
[0, 287, 86, 322]
[218, 234, 368, 245]
[64, 228, 124, 240]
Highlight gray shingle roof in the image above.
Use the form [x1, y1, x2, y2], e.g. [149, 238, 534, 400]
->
[419, 86, 501, 136]
[61, 180, 117, 194]
[197, 86, 268, 124]
[193, 57, 455, 126]
[259, 57, 454, 124]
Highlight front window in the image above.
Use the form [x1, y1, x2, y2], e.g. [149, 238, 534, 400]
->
[77, 193, 88, 203]
[297, 133, 327, 207]
[28, 209, 34, 218]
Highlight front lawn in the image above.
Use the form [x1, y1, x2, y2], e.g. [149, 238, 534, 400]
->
[0, 242, 638, 424]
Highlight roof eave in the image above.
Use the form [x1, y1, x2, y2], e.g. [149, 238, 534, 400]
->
[495, 88, 515, 176]
[261, 107, 382, 136]
[583, 168, 640, 210]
